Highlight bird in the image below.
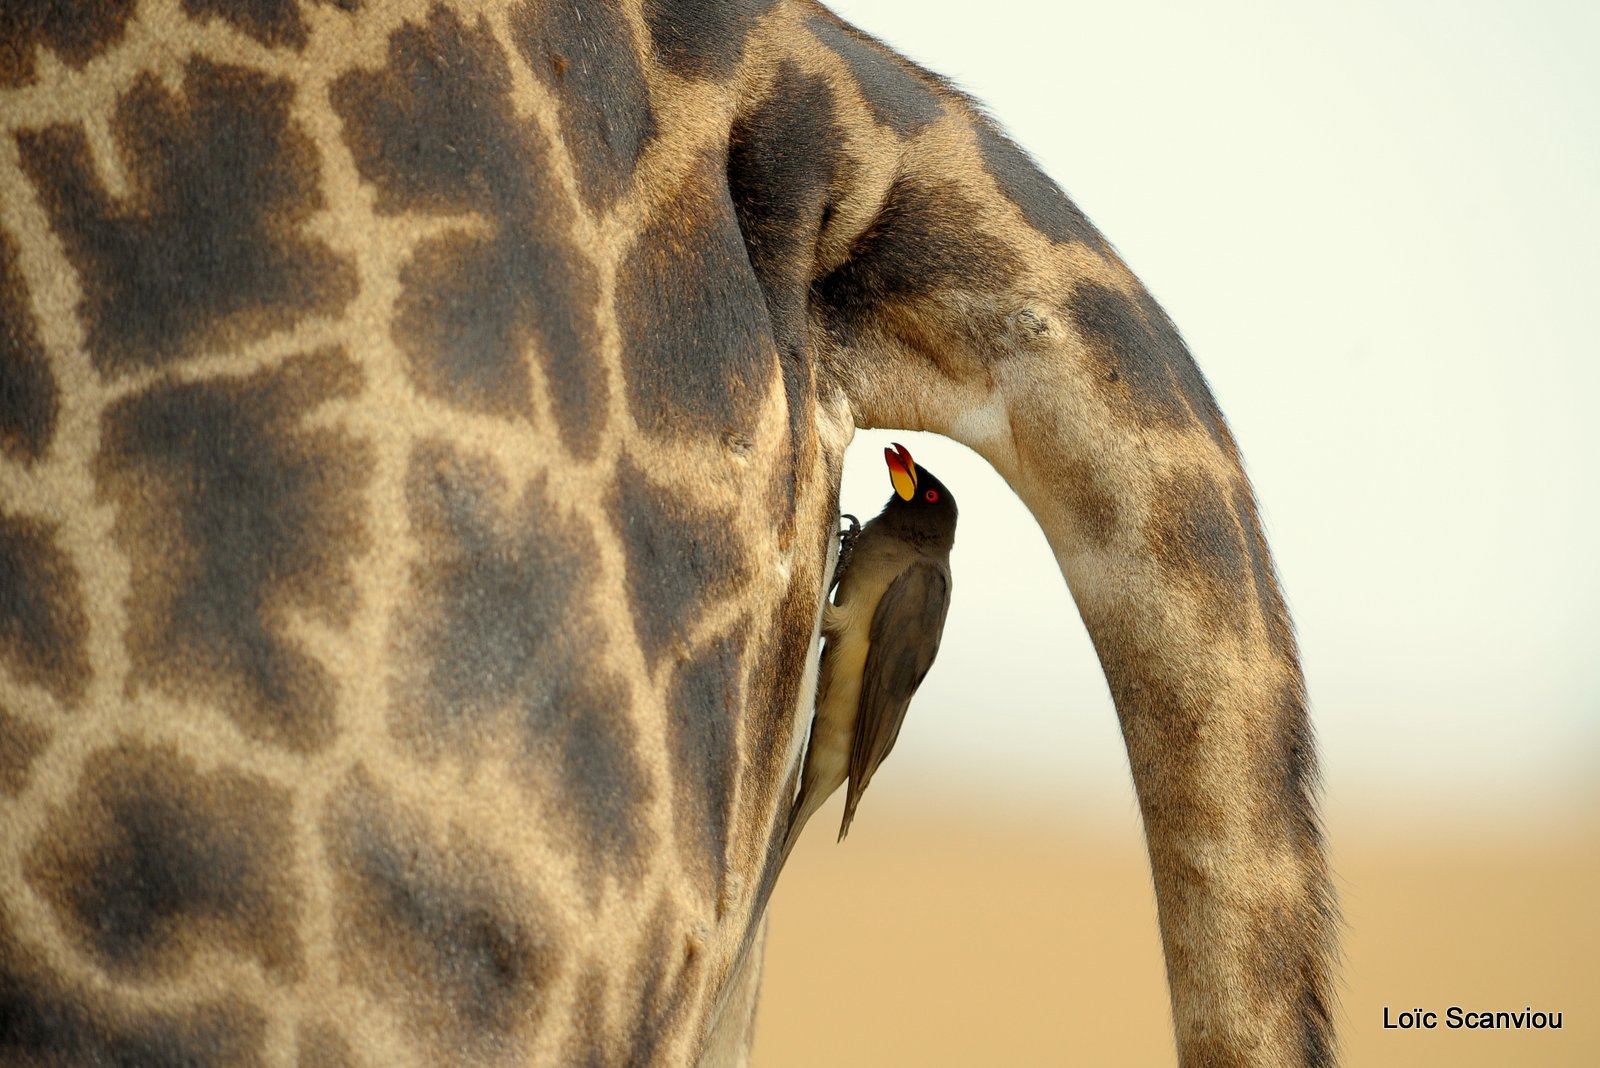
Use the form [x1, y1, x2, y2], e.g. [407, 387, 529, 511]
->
[781, 442, 957, 864]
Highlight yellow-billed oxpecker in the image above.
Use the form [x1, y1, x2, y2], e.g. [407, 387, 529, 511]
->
[783, 443, 956, 860]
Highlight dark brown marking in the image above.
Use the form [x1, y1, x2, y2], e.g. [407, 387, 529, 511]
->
[16, 60, 356, 375]
[1067, 281, 1233, 453]
[393, 442, 652, 892]
[1144, 470, 1253, 630]
[806, 13, 943, 136]
[625, 898, 700, 1063]
[642, 0, 777, 81]
[332, 6, 605, 456]
[513, 0, 656, 212]
[741, 555, 823, 831]
[608, 453, 752, 669]
[1233, 483, 1298, 662]
[974, 121, 1105, 248]
[325, 774, 558, 1059]
[94, 349, 369, 753]
[727, 62, 839, 510]
[0, 907, 268, 1066]
[561, 964, 612, 1068]
[0, 708, 50, 797]
[0, 230, 58, 465]
[182, 0, 308, 48]
[664, 631, 746, 908]
[615, 156, 778, 441]
[297, 1021, 360, 1068]
[815, 174, 1021, 335]
[0, 509, 89, 704]
[24, 740, 301, 980]
[0, 1, 133, 87]
[1035, 453, 1120, 547]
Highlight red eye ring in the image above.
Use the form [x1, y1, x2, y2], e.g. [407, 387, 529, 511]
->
[924, 489, 939, 502]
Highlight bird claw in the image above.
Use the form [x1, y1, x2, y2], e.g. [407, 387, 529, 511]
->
[830, 514, 861, 594]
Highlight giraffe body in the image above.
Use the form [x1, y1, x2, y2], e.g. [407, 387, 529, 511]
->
[0, 2, 1334, 1065]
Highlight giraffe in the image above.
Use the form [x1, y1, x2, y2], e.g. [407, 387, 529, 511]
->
[0, 0, 1335, 1065]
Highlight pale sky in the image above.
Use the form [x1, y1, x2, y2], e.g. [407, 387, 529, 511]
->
[823, 0, 1599, 824]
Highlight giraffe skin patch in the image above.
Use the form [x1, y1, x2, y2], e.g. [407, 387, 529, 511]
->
[513, 0, 657, 214]
[24, 739, 302, 980]
[664, 631, 745, 910]
[608, 453, 752, 670]
[94, 349, 369, 754]
[814, 173, 1021, 325]
[741, 568, 823, 832]
[727, 60, 840, 539]
[728, 60, 842, 388]
[393, 442, 652, 891]
[15, 59, 356, 376]
[641, 0, 777, 81]
[0, 708, 50, 797]
[1268, 680, 1322, 857]
[324, 773, 558, 1061]
[0, 509, 89, 705]
[1234, 482, 1299, 663]
[0, 0, 134, 87]
[1066, 280, 1232, 452]
[296, 1021, 360, 1068]
[1038, 454, 1122, 548]
[806, 13, 943, 137]
[974, 121, 1106, 249]
[1143, 469, 1254, 633]
[182, 0, 309, 49]
[622, 898, 701, 1062]
[559, 964, 611, 1066]
[0, 230, 58, 466]
[332, 6, 606, 457]
[0, 906, 268, 1066]
[614, 157, 778, 442]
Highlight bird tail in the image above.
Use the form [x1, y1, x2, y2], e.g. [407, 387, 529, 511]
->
[777, 780, 824, 872]
[837, 777, 865, 842]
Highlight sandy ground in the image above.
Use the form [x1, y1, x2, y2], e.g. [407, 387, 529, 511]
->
[752, 796, 1598, 1066]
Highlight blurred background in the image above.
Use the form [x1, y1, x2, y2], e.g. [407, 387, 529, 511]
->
[753, 1, 1599, 1064]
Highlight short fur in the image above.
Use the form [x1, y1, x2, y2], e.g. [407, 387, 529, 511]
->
[0, 1, 1334, 1064]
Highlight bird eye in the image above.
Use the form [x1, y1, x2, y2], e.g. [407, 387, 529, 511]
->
[924, 489, 939, 502]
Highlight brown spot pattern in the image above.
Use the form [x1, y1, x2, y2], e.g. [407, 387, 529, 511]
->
[297, 1021, 360, 1068]
[0, 708, 50, 796]
[24, 740, 302, 980]
[94, 349, 369, 753]
[1066, 281, 1233, 454]
[513, 0, 656, 213]
[324, 773, 558, 1062]
[0, 0, 134, 87]
[615, 156, 778, 442]
[608, 453, 752, 669]
[182, 0, 309, 49]
[0, 509, 89, 704]
[332, 5, 605, 456]
[1143, 470, 1252, 631]
[664, 631, 747, 907]
[642, 0, 777, 81]
[815, 174, 1021, 346]
[0, 230, 58, 465]
[1233, 483, 1298, 662]
[392, 442, 652, 892]
[16, 59, 356, 375]
[1, 906, 267, 1066]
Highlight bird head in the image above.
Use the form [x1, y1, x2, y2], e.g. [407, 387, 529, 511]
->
[880, 443, 958, 549]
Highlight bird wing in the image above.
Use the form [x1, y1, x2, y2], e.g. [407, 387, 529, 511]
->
[842, 558, 952, 836]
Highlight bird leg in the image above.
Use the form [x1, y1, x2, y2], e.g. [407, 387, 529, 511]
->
[829, 513, 861, 596]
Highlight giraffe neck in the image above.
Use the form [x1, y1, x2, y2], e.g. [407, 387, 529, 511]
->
[1, 1, 1335, 1065]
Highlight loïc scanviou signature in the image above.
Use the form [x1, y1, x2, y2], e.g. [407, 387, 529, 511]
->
[1383, 1005, 1564, 1030]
